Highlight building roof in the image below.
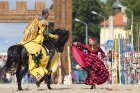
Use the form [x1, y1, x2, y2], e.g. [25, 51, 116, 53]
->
[100, 12, 127, 27]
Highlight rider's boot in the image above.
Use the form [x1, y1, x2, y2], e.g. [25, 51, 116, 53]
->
[46, 48, 55, 72]
[45, 49, 54, 89]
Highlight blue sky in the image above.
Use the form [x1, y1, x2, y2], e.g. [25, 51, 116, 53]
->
[101, 0, 107, 3]
[0, 0, 53, 53]
[2, 0, 53, 9]
[0, 23, 28, 53]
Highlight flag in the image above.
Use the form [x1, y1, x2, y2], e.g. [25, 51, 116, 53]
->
[114, 34, 119, 84]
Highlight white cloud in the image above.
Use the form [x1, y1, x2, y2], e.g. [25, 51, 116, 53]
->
[4, 40, 9, 43]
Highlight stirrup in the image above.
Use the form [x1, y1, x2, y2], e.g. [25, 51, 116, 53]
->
[42, 44, 49, 55]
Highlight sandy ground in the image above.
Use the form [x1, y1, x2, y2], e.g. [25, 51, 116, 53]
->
[0, 83, 140, 93]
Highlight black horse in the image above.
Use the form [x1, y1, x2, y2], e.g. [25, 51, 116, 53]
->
[0, 28, 69, 90]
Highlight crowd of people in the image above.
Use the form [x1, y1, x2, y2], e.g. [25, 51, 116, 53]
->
[0, 55, 6, 69]
[1, 50, 140, 85]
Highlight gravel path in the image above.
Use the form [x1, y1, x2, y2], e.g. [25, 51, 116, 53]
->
[0, 83, 140, 93]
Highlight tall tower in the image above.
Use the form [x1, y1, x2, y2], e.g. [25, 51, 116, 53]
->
[112, 0, 121, 15]
[53, 0, 72, 75]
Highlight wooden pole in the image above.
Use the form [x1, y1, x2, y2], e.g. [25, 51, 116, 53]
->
[138, 27, 140, 83]
[57, 53, 62, 84]
[67, 46, 72, 84]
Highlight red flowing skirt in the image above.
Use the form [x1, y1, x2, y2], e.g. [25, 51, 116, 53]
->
[71, 44, 109, 85]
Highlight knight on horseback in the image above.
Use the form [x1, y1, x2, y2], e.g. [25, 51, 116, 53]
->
[20, 9, 58, 88]
[20, 9, 57, 70]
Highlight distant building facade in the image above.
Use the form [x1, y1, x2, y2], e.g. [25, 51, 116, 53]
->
[99, 12, 128, 46]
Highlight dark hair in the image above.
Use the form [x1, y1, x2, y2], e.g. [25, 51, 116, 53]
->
[42, 9, 49, 16]
[89, 39, 98, 51]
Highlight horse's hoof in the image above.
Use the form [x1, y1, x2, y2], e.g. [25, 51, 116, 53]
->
[48, 87, 52, 90]
[18, 87, 23, 91]
[36, 81, 40, 87]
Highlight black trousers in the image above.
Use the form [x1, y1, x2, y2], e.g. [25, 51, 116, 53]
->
[42, 40, 55, 70]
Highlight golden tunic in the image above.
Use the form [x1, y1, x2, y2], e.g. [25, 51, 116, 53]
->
[20, 18, 38, 43]
[22, 41, 59, 81]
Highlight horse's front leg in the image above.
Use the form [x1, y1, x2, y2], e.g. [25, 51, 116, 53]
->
[45, 74, 52, 89]
[35, 73, 52, 90]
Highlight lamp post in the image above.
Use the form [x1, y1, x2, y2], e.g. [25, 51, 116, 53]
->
[118, 4, 134, 51]
[75, 18, 88, 45]
[92, 11, 106, 46]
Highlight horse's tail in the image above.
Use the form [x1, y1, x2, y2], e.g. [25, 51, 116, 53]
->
[0, 44, 24, 82]
[3, 45, 24, 71]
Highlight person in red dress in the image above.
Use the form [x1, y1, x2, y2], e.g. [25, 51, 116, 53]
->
[73, 37, 109, 89]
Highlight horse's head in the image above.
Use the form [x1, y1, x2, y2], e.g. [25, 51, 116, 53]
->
[51, 28, 69, 52]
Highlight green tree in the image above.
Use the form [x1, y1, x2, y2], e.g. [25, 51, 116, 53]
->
[72, 0, 106, 44]
[127, 0, 140, 49]
[119, 0, 140, 49]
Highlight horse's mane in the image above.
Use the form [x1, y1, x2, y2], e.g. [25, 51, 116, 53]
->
[51, 28, 67, 35]
[49, 28, 68, 42]
[48, 28, 69, 51]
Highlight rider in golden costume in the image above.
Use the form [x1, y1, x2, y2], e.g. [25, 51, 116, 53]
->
[20, 9, 57, 44]
[20, 9, 58, 83]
